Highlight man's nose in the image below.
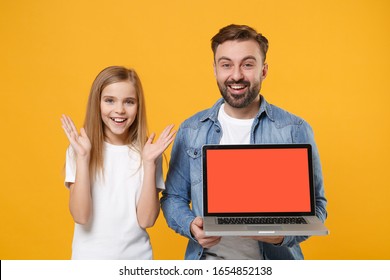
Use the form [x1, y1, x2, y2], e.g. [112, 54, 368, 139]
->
[231, 66, 244, 81]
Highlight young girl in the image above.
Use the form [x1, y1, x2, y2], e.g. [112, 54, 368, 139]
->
[61, 66, 175, 259]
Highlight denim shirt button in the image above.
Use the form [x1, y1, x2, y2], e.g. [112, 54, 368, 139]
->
[194, 151, 198, 156]
[216, 128, 221, 133]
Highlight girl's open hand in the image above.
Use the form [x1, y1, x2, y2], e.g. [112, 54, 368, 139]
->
[142, 124, 176, 164]
[61, 114, 91, 159]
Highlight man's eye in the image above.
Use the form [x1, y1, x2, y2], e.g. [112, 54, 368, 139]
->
[221, 64, 231, 68]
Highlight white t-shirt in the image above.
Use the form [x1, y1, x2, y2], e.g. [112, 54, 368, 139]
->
[203, 104, 262, 260]
[218, 103, 253, 145]
[65, 142, 165, 260]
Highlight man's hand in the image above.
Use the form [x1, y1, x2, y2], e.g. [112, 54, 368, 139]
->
[190, 217, 221, 248]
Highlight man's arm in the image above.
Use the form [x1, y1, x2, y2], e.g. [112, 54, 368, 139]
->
[281, 120, 328, 247]
[160, 126, 198, 240]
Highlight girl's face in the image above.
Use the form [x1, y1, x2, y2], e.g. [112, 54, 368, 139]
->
[100, 81, 138, 145]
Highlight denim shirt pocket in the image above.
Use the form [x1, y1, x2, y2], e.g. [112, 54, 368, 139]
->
[186, 147, 203, 185]
[186, 147, 204, 216]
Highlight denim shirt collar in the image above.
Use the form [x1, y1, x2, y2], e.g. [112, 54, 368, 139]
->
[199, 95, 275, 123]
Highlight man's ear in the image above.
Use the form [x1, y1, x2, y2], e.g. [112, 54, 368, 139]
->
[213, 62, 217, 78]
[261, 63, 269, 80]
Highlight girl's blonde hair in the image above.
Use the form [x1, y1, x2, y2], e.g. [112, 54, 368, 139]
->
[84, 66, 148, 177]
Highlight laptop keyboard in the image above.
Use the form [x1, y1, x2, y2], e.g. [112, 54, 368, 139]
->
[217, 217, 307, 225]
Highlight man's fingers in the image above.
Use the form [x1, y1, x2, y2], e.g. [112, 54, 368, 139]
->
[192, 216, 204, 227]
[200, 236, 221, 248]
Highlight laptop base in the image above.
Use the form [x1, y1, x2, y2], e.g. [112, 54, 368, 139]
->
[203, 216, 329, 236]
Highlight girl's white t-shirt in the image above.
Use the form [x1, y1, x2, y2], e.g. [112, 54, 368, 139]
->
[65, 142, 165, 260]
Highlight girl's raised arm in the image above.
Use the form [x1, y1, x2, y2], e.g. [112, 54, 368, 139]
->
[61, 114, 93, 225]
[137, 124, 176, 229]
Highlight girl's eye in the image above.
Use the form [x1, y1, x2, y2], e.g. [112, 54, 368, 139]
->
[104, 98, 114, 103]
[125, 99, 136, 105]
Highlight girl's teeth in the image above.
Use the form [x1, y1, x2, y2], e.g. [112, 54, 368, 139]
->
[112, 118, 126, 123]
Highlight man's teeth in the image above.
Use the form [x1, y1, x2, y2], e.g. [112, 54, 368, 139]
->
[111, 118, 126, 123]
[230, 85, 245, 89]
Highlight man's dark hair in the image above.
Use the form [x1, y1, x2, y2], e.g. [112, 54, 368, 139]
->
[211, 24, 269, 62]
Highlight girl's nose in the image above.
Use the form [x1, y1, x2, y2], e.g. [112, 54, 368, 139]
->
[115, 103, 125, 113]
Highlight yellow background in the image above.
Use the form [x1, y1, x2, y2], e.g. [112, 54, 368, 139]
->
[1, 0, 389, 260]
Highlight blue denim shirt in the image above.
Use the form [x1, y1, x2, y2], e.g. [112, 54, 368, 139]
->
[161, 96, 327, 260]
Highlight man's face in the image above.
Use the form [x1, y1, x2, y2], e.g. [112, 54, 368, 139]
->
[214, 39, 268, 110]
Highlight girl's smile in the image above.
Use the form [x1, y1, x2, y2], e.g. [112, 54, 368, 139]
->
[110, 117, 128, 123]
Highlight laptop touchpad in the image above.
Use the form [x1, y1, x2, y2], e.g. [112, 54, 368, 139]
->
[247, 226, 283, 231]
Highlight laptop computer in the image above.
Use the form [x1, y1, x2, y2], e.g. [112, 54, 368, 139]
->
[202, 144, 329, 236]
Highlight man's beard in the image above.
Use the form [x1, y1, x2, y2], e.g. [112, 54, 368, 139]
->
[218, 79, 260, 108]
